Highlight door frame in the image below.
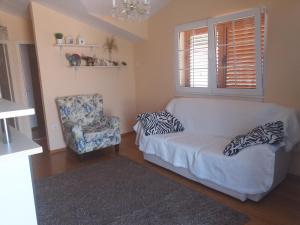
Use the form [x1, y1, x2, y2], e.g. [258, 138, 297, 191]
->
[16, 42, 48, 148]
[0, 41, 14, 101]
[0, 40, 18, 128]
[16, 41, 35, 108]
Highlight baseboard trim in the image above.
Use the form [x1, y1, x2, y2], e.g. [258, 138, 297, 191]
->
[48, 147, 66, 154]
[49, 132, 135, 153]
[121, 131, 135, 137]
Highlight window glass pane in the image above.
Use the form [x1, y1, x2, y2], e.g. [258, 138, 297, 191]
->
[178, 27, 208, 88]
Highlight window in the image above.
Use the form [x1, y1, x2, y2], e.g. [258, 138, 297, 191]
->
[175, 8, 266, 97]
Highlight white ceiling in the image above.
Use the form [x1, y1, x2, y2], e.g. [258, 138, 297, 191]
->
[0, 0, 170, 41]
[0, 0, 29, 17]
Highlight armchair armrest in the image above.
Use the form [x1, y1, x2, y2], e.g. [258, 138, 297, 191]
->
[106, 116, 120, 130]
[63, 121, 80, 132]
[62, 121, 86, 152]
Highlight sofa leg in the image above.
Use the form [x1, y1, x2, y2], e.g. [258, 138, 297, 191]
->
[114, 144, 119, 152]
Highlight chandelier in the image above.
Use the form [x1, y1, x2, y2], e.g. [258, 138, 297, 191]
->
[112, 0, 151, 21]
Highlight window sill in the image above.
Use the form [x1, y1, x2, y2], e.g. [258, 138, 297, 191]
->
[175, 91, 264, 102]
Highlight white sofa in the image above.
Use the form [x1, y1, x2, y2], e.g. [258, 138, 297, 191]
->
[134, 98, 300, 201]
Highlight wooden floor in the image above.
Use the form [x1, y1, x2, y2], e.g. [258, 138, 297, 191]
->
[31, 133, 300, 225]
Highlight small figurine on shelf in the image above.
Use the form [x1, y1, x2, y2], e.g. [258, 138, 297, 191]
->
[103, 36, 118, 61]
[112, 61, 119, 66]
[77, 35, 85, 45]
[99, 59, 108, 66]
[103, 59, 111, 66]
[55, 33, 64, 44]
[81, 55, 96, 66]
[65, 35, 74, 44]
[65, 53, 81, 67]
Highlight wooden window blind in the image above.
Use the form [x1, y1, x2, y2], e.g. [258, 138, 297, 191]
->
[215, 13, 265, 89]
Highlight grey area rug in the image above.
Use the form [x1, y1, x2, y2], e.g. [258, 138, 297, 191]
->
[34, 156, 249, 225]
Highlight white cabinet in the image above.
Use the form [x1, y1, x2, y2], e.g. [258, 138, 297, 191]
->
[0, 99, 42, 225]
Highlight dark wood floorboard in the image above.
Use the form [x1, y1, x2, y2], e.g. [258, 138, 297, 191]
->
[31, 133, 300, 225]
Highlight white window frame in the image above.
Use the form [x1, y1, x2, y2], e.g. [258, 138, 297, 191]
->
[174, 8, 266, 98]
[175, 20, 209, 95]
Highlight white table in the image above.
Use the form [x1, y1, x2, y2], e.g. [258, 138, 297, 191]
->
[0, 99, 42, 225]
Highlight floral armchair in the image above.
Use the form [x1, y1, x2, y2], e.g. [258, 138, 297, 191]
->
[56, 94, 121, 154]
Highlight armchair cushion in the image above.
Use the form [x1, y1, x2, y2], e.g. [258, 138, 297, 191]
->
[84, 127, 120, 150]
[82, 117, 121, 151]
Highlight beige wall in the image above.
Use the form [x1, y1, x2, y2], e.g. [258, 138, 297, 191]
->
[93, 14, 148, 41]
[30, 2, 137, 150]
[0, 10, 34, 137]
[0, 10, 33, 42]
[134, 0, 300, 175]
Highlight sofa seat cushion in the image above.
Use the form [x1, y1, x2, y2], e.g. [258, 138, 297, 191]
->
[83, 126, 120, 151]
[139, 132, 228, 168]
[83, 127, 116, 140]
[82, 122, 109, 134]
[138, 131, 278, 195]
[81, 122, 120, 152]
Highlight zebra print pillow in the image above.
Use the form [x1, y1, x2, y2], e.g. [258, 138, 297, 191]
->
[137, 111, 184, 136]
[223, 121, 284, 156]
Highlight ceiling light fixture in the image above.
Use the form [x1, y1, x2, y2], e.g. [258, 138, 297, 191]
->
[112, 0, 151, 22]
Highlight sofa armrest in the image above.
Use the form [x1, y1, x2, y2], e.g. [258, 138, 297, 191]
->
[62, 121, 85, 151]
[106, 116, 120, 130]
[133, 121, 145, 145]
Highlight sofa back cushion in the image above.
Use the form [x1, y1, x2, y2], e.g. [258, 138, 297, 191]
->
[56, 94, 103, 126]
[166, 98, 299, 150]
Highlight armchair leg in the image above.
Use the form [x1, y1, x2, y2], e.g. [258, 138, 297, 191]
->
[114, 144, 119, 152]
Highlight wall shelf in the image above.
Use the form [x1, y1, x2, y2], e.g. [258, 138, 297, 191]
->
[70, 65, 121, 70]
[54, 43, 126, 69]
[55, 43, 101, 50]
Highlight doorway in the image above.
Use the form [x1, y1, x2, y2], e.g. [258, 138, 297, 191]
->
[0, 43, 16, 127]
[19, 44, 47, 145]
